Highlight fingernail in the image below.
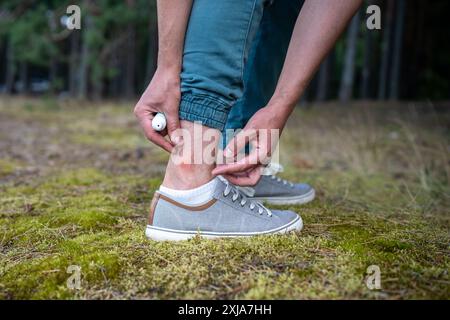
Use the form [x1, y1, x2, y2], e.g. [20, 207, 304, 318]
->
[223, 148, 232, 158]
[172, 136, 181, 145]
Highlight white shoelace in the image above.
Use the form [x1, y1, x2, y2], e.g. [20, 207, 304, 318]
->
[222, 181, 272, 217]
[261, 162, 284, 176]
[235, 163, 295, 197]
[263, 163, 294, 187]
[270, 175, 294, 187]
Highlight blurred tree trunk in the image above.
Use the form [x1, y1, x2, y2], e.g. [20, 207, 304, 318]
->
[378, 0, 395, 100]
[4, 39, 15, 94]
[360, 22, 373, 99]
[69, 32, 80, 97]
[145, 12, 158, 84]
[389, 0, 405, 100]
[124, 0, 136, 98]
[19, 62, 29, 94]
[316, 54, 331, 101]
[92, 67, 103, 101]
[108, 51, 120, 97]
[409, 0, 425, 96]
[124, 28, 136, 98]
[48, 10, 58, 93]
[339, 11, 361, 102]
[49, 58, 58, 93]
[78, 14, 93, 99]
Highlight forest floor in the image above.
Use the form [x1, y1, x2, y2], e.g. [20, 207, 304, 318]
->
[0, 97, 449, 299]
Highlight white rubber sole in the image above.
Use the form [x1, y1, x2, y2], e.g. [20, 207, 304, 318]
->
[252, 188, 315, 205]
[145, 216, 303, 241]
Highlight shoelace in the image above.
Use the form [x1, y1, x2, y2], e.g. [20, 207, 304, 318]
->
[263, 163, 294, 187]
[222, 181, 272, 217]
[236, 163, 294, 197]
[270, 175, 294, 187]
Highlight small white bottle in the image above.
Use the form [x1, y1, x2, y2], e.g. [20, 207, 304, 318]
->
[152, 113, 167, 132]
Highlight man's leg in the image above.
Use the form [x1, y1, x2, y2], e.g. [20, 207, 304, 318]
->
[163, 0, 269, 190]
[180, 0, 270, 131]
[225, 0, 304, 130]
[224, 0, 316, 205]
[147, 0, 303, 240]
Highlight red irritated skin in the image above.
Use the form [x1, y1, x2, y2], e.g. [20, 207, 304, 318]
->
[213, 106, 287, 187]
[213, 0, 362, 186]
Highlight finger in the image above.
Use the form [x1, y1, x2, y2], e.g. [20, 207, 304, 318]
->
[212, 154, 259, 175]
[223, 166, 262, 187]
[223, 129, 257, 159]
[213, 141, 262, 175]
[160, 127, 169, 137]
[138, 116, 174, 152]
[165, 108, 181, 144]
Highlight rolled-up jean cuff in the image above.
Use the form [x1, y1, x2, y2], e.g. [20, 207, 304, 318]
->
[179, 94, 231, 131]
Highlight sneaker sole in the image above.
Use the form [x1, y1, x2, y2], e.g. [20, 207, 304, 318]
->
[145, 215, 303, 241]
[252, 188, 315, 205]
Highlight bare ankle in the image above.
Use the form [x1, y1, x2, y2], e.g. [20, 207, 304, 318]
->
[163, 163, 215, 189]
[161, 120, 220, 190]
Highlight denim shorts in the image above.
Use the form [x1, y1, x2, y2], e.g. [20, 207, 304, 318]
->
[179, 0, 304, 131]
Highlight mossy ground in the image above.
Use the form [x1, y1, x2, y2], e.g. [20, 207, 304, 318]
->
[0, 97, 448, 299]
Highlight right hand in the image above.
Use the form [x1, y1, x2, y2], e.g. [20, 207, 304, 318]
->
[134, 68, 181, 152]
[212, 105, 288, 186]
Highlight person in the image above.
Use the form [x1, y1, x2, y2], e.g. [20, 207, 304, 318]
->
[134, 0, 362, 241]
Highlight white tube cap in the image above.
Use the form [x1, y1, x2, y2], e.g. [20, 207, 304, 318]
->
[152, 113, 167, 132]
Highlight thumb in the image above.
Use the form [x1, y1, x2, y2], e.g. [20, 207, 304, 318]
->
[166, 109, 181, 144]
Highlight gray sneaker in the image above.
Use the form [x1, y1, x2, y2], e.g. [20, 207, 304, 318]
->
[238, 175, 315, 205]
[145, 179, 302, 241]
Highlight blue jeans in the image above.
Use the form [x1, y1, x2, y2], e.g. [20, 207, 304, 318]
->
[179, 0, 303, 131]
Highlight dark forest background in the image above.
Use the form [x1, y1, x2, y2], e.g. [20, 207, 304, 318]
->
[0, 0, 449, 102]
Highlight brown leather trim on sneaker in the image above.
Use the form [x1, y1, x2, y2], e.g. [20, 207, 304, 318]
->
[158, 194, 217, 211]
[148, 192, 160, 225]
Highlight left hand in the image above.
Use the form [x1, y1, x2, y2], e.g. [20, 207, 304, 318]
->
[134, 67, 181, 152]
[212, 106, 288, 186]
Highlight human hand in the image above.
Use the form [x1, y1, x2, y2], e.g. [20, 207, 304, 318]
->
[212, 105, 289, 186]
[134, 68, 181, 152]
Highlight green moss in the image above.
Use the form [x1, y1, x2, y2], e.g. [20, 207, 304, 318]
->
[0, 250, 122, 299]
[0, 159, 18, 177]
[71, 130, 148, 149]
[1, 98, 448, 299]
[46, 168, 108, 186]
